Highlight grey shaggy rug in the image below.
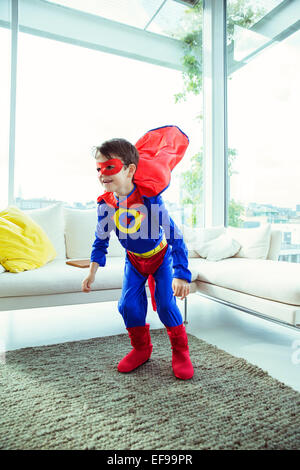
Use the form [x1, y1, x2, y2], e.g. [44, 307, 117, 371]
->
[0, 329, 299, 450]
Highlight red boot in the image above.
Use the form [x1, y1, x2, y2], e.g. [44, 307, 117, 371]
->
[166, 324, 194, 380]
[118, 323, 153, 373]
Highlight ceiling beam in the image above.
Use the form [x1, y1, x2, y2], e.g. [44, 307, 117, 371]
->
[228, 0, 300, 74]
[0, 0, 184, 70]
[1, 1, 297, 77]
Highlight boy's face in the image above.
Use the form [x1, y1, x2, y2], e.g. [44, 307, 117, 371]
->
[96, 152, 135, 193]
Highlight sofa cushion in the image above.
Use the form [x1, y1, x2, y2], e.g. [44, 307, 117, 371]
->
[0, 206, 57, 273]
[195, 257, 300, 306]
[227, 224, 271, 259]
[25, 203, 66, 259]
[267, 230, 282, 261]
[182, 225, 225, 258]
[187, 258, 206, 283]
[0, 255, 199, 298]
[63, 207, 125, 259]
[64, 207, 95, 259]
[0, 258, 125, 297]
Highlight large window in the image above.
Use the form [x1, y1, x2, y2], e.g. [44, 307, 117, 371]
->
[14, 32, 201, 222]
[227, 0, 300, 262]
[3, 0, 203, 228]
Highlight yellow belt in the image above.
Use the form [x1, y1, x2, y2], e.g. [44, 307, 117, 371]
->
[128, 236, 167, 259]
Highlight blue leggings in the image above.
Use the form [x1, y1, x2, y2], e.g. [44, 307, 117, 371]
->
[118, 245, 183, 328]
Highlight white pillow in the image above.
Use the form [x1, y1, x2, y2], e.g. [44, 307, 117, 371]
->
[181, 225, 225, 254]
[227, 224, 271, 259]
[63, 207, 125, 259]
[0, 265, 6, 274]
[25, 203, 66, 259]
[64, 207, 97, 259]
[195, 233, 241, 261]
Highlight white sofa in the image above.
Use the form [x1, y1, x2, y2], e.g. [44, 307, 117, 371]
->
[0, 203, 300, 329]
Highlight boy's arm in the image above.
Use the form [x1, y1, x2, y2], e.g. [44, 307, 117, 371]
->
[156, 195, 192, 283]
[90, 235, 110, 267]
[90, 202, 112, 267]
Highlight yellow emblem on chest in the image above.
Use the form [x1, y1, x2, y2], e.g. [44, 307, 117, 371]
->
[113, 208, 143, 234]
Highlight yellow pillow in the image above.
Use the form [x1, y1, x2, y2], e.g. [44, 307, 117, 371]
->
[0, 206, 57, 273]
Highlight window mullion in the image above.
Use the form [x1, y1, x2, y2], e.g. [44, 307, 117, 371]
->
[203, 0, 227, 227]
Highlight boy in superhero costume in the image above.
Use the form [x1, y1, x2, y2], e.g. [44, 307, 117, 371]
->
[82, 126, 194, 380]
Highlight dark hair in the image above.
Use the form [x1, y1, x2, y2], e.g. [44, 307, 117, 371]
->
[94, 138, 139, 169]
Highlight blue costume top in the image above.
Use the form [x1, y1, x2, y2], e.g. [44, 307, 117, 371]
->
[90, 184, 192, 283]
[91, 125, 192, 289]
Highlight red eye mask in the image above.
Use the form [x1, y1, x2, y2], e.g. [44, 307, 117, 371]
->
[96, 158, 124, 176]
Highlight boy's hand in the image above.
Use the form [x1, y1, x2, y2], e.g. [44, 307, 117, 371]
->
[172, 278, 189, 300]
[82, 273, 95, 292]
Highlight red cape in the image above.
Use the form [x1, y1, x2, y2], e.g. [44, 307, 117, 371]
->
[97, 125, 189, 205]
